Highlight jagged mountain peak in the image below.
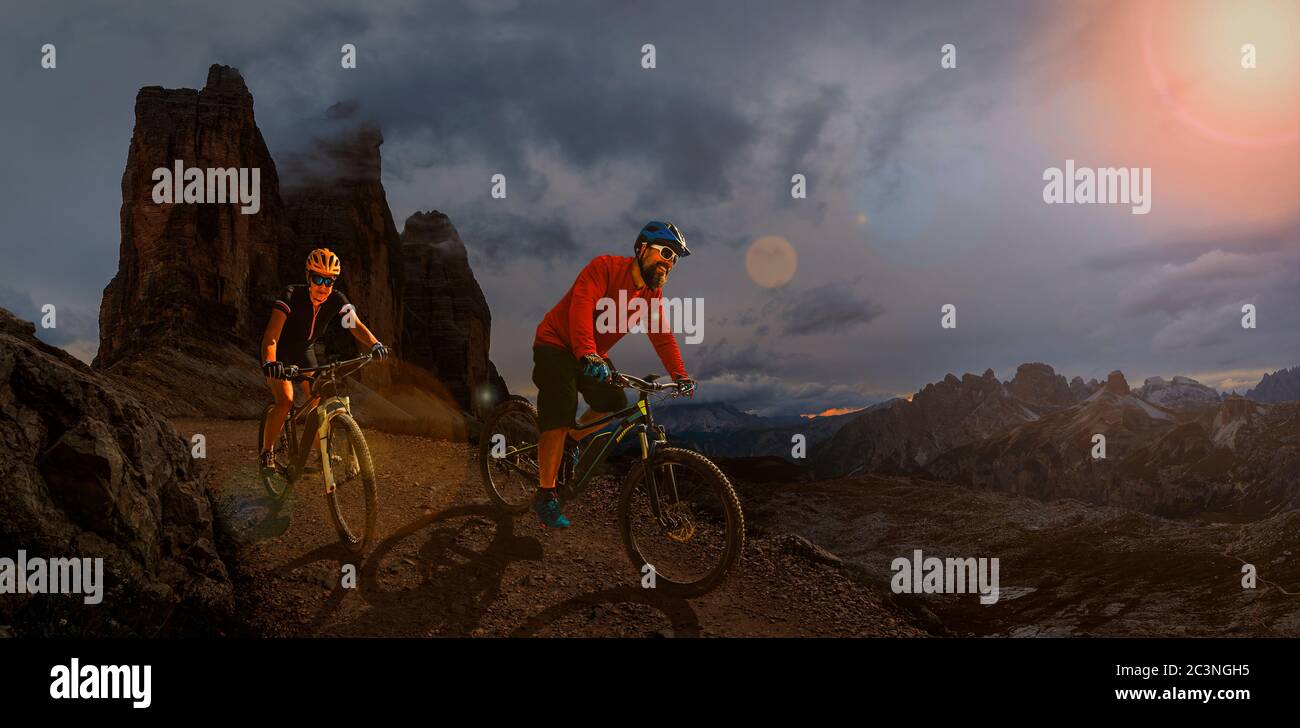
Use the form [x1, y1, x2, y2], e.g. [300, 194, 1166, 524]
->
[203, 63, 252, 98]
[1007, 362, 1074, 407]
[1246, 366, 1300, 404]
[1102, 370, 1130, 395]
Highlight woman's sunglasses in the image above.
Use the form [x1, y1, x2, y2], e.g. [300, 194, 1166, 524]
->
[647, 244, 677, 263]
[309, 274, 336, 287]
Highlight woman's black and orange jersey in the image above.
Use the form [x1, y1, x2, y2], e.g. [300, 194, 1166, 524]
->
[271, 285, 352, 366]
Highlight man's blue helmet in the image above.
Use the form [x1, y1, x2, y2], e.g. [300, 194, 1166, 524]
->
[635, 221, 690, 258]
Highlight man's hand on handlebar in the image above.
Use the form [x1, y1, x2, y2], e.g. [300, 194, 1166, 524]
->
[262, 360, 286, 380]
[370, 342, 390, 361]
[581, 353, 611, 383]
[674, 377, 696, 398]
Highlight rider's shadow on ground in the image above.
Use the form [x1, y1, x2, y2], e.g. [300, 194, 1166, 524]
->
[306, 504, 545, 635]
[212, 466, 297, 543]
[298, 502, 703, 636]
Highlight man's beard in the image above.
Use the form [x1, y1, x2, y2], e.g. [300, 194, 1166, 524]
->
[640, 261, 670, 288]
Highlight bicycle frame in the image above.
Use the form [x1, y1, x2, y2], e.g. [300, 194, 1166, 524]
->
[275, 355, 370, 492]
[499, 377, 683, 527]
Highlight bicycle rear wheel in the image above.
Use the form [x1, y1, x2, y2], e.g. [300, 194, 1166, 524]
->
[257, 404, 292, 501]
[618, 447, 745, 597]
[323, 413, 377, 554]
[479, 397, 543, 513]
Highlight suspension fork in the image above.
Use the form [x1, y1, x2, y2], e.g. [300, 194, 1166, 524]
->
[312, 409, 332, 493]
[638, 420, 681, 529]
[315, 398, 352, 494]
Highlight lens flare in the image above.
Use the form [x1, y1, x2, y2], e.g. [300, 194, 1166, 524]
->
[745, 236, 797, 288]
[1142, 0, 1300, 147]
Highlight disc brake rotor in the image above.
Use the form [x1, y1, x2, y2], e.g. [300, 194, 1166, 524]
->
[664, 504, 697, 542]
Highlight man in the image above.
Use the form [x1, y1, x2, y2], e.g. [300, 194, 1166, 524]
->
[258, 248, 390, 470]
[530, 221, 697, 528]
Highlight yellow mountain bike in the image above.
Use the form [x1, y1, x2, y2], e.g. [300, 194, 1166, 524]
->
[258, 353, 378, 554]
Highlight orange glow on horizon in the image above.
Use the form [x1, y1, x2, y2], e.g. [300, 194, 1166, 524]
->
[800, 406, 866, 419]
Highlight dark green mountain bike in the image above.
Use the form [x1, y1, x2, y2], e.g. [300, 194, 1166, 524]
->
[479, 371, 744, 597]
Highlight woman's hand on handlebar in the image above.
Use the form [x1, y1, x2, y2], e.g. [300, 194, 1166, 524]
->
[263, 360, 286, 380]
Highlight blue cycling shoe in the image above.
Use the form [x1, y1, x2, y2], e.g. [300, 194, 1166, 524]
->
[532, 489, 571, 528]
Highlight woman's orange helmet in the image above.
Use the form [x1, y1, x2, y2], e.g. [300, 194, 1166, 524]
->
[306, 248, 341, 276]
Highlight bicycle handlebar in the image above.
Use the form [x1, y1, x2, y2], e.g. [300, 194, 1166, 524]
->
[610, 370, 687, 395]
[282, 352, 374, 382]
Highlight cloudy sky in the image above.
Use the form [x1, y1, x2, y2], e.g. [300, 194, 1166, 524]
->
[1, 0, 1297, 416]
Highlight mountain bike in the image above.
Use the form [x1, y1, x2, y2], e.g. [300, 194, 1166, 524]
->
[258, 352, 378, 554]
[479, 371, 745, 596]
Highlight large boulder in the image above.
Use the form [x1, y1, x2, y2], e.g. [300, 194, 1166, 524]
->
[94, 65, 507, 425]
[94, 64, 291, 416]
[0, 308, 233, 635]
[280, 121, 405, 385]
[399, 211, 508, 414]
[97, 64, 292, 371]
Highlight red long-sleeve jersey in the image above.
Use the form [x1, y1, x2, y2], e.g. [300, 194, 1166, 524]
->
[534, 255, 689, 380]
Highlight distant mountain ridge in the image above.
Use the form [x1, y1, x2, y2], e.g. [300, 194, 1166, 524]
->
[812, 363, 1096, 477]
[1134, 375, 1221, 410]
[811, 362, 1300, 517]
[1247, 366, 1300, 404]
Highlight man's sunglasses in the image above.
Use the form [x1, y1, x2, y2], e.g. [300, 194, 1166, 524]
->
[309, 274, 336, 287]
[647, 244, 678, 263]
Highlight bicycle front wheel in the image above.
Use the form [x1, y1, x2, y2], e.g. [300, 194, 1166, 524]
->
[323, 413, 377, 554]
[258, 404, 292, 501]
[618, 447, 745, 597]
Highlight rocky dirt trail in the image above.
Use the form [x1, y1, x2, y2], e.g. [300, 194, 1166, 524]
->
[175, 419, 926, 637]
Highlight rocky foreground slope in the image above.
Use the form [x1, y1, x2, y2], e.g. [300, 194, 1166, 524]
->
[1, 308, 233, 636]
[726, 458, 1300, 637]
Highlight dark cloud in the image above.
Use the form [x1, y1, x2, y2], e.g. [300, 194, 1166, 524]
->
[776, 287, 884, 336]
[1, 0, 1293, 406]
[690, 337, 791, 380]
[454, 209, 583, 266]
[1084, 220, 1300, 271]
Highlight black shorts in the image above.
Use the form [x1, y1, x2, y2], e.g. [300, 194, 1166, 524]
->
[532, 345, 628, 432]
[268, 348, 316, 400]
[278, 347, 317, 369]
